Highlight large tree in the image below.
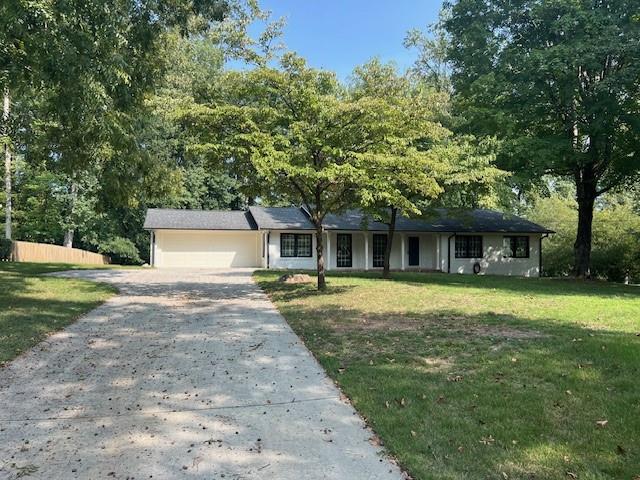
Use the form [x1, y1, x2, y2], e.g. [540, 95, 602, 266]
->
[353, 59, 506, 278]
[0, 0, 264, 244]
[350, 60, 447, 278]
[442, 0, 640, 277]
[236, 54, 410, 289]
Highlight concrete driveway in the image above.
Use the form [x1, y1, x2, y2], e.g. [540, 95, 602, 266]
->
[0, 269, 404, 480]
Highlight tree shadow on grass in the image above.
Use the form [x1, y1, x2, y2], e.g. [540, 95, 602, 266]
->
[0, 262, 110, 275]
[253, 276, 355, 303]
[341, 270, 640, 300]
[270, 295, 640, 480]
[0, 272, 116, 364]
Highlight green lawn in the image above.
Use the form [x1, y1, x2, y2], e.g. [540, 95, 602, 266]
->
[0, 262, 120, 364]
[254, 270, 640, 480]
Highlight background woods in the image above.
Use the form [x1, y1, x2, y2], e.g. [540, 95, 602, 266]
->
[1, 0, 638, 282]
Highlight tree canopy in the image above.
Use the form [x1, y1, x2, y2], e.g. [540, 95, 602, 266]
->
[442, 0, 640, 277]
[241, 54, 408, 289]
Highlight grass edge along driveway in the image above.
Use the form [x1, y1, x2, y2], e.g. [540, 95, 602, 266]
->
[0, 262, 122, 364]
[254, 270, 640, 480]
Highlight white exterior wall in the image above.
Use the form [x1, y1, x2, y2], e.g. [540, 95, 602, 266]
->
[417, 234, 438, 270]
[324, 231, 438, 270]
[441, 233, 542, 277]
[264, 231, 443, 271]
[151, 228, 542, 277]
[267, 230, 317, 270]
[326, 231, 366, 270]
[153, 229, 261, 268]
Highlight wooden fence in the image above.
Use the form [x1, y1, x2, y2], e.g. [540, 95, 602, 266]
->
[10, 241, 110, 265]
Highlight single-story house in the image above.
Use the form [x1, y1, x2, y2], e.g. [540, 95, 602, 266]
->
[143, 206, 553, 276]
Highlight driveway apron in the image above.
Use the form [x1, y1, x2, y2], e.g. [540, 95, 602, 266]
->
[0, 269, 404, 479]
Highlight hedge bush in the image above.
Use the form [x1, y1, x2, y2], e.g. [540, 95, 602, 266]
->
[98, 237, 142, 265]
[0, 238, 12, 261]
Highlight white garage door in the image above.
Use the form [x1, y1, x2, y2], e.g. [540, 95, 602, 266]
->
[155, 230, 260, 268]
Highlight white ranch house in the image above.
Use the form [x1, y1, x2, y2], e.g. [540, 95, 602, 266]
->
[144, 206, 553, 276]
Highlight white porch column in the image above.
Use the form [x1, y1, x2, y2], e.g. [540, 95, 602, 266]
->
[400, 233, 406, 271]
[325, 231, 331, 271]
[149, 231, 155, 267]
[436, 234, 441, 271]
[263, 231, 268, 268]
[364, 232, 369, 270]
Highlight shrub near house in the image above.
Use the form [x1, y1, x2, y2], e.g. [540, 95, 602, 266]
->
[98, 237, 143, 265]
[0, 239, 12, 261]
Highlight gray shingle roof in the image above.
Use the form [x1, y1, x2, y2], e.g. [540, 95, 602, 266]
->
[145, 207, 552, 234]
[323, 209, 553, 233]
[143, 208, 257, 230]
[248, 206, 314, 230]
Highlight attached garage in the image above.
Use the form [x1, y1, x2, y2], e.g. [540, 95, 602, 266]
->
[153, 230, 260, 268]
[145, 209, 261, 268]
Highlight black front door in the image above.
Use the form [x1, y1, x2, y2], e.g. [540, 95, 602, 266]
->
[408, 236, 419, 266]
[336, 234, 352, 267]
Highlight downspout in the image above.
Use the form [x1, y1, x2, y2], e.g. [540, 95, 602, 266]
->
[539, 233, 549, 277]
[267, 231, 271, 269]
[447, 233, 456, 274]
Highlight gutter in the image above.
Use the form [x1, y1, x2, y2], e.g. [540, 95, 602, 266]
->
[447, 233, 456, 274]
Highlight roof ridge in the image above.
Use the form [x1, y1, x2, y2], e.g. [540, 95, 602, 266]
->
[148, 207, 250, 213]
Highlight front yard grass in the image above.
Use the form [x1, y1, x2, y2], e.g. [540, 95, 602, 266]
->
[0, 262, 119, 364]
[254, 270, 640, 480]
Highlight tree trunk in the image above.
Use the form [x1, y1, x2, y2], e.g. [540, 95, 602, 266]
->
[3, 89, 11, 240]
[63, 230, 74, 248]
[63, 181, 78, 248]
[315, 224, 326, 290]
[382, 206, 397, 279]
[573, 169, 597, 279]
